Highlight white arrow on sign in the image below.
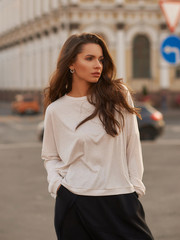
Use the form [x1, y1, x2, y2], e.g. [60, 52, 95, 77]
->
[159, 0, 180, 32]
[164, 46, 180, 64]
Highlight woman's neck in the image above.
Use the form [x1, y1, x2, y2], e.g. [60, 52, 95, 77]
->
[67, 91, 87, 97]
[68, 79, 90, 97]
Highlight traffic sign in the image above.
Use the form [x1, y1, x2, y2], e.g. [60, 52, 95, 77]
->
[159, 0, 180, 32]
[160, 35, 180, 64]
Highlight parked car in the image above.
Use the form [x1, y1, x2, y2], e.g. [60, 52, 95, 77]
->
[11, 94, 40, 115]
[37, 103, 165, 141]
[37, 120, 44, 141]
[136, 102, 165, 140]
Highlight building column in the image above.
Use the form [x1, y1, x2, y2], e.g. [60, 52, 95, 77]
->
[59, 24, 69, 49]
[0, 51, 3, 89]
[34, 36, 42, 90]
[21, 0, 28, 24]
[51, 0, 59, 10]
[42, 34, 50, 88]
[27, 0, 34, 21]
[115, 0, 124, 5]
[6, 48, 12, 90]
[0, 1, 3, 34]
[34, 0, 41, 18]
[1, 0, 6, 34]
[159, 25, 170, 89]
[21, 42, 28, 90]
[7, 47, 14, 90]
[2, 50, 6, 89]
[13, 44, 21, 90]
[70, 0, 79, 5]
[16, 44, 21, 90]
[2, 50, 6, 90]
[116, 23, 126, 81]
[7, 49, 11, 89]
[27, 39, 35, 90]
[42, 0, 50, 14]
[49, 31, 59, 74]
[3, 49, 9, 90]
[16, 0, 21, 27]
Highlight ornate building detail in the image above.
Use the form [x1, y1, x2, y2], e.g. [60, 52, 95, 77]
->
[0, 0, 180, 102]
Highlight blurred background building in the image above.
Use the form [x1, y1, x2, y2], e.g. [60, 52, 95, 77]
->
[0, 0, 180, 106]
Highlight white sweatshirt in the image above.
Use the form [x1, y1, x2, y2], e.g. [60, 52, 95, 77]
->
[41, 91, 145, 198]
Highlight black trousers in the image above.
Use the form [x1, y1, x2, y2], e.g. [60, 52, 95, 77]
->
[54, 185, 154, 240]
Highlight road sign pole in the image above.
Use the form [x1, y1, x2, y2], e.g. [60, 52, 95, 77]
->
[160, 32, 170, 89]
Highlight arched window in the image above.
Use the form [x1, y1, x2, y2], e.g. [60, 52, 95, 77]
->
[133, 34, 151, 79]
[176, 65, 180, 78]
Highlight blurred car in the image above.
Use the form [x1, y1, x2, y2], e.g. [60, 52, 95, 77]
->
[136, 102, 165, 140]
[37, 103, 165, 141]
[11, 94, 40, 115]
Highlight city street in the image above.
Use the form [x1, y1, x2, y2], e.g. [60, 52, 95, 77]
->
[1, 1, 180, 239]
[0, 109, 180, 240]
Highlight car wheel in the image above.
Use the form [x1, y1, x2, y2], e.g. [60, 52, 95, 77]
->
[20, 111, 25, 115]
[26, 109, 34, 115]
[40, 130, 44, 141]
[139, 126, 157, 140]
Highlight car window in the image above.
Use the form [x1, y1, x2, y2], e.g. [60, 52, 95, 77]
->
[140, 106, 149, 114]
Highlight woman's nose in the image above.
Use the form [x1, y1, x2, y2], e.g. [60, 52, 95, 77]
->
[94, 60, 102, 69]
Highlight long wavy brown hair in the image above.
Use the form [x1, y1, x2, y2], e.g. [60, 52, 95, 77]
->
[44, 33, 140, 137]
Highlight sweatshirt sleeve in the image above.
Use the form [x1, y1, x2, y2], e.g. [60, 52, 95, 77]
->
[125, 91, 146, 197]
[41, 106, 63, 198]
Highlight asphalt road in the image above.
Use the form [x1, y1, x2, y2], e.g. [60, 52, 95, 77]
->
[0, 109, 180, 240]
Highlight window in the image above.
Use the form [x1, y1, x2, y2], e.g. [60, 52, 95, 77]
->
[133, 34, 151, 79]
[176, 65, 180, 78]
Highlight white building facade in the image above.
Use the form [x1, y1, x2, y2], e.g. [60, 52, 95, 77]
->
[0, 0, 180, 104]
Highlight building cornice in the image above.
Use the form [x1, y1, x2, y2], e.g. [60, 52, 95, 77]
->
[0, 3, 164, 50]
[0, 12, 62, 49]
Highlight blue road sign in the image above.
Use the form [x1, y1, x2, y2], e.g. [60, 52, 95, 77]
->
[160, 35, 180, 65]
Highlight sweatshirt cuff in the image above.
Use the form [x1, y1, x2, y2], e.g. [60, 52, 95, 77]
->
[134, 186, 146, 198]
[49, 179, 62, 199]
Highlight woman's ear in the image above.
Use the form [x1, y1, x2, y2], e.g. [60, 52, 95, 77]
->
[69, 63, 75, 73]
[69, 63, 74, 69]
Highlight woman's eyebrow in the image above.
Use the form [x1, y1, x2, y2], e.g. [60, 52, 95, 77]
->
[85, 54, 104, 58]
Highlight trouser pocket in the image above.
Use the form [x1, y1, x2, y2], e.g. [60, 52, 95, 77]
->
[54, 186, 77, 239]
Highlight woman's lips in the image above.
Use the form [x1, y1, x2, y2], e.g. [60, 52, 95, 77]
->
[91, 72, 101, 77]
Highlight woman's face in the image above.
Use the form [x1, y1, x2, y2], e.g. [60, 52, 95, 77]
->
[70, 43, 104, 85]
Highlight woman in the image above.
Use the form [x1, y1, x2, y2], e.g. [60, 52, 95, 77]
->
[42, 33, 154, 240]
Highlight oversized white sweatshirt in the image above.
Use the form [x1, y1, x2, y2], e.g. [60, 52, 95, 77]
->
[41, 91, 145, 198]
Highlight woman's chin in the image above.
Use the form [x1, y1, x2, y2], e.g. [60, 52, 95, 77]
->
[88, 78, 100, 83]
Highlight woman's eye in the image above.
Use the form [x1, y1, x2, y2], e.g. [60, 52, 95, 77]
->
[99, 58, 104, 63]
[86, 57, 92, 61]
